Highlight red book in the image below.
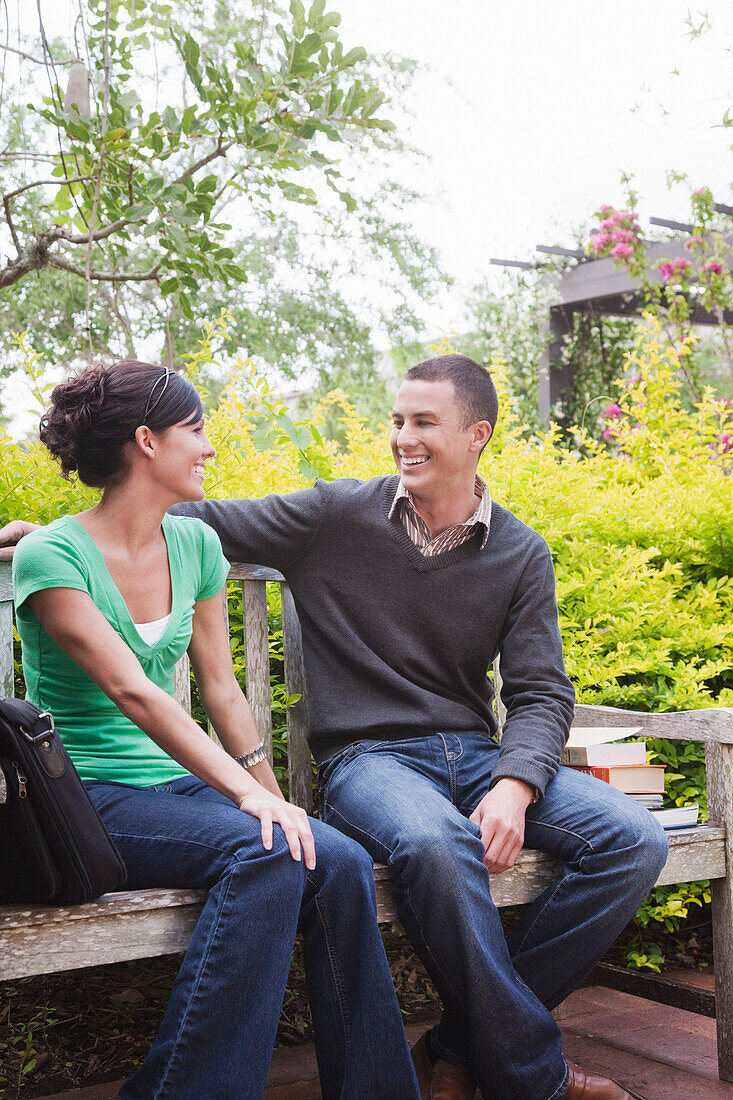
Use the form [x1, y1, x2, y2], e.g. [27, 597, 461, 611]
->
[569, 764, 665, 793]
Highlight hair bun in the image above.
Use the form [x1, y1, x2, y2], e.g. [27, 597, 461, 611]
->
[39, 366, 109, 479]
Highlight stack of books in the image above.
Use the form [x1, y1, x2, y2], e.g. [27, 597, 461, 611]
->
[562, 727, 699, 830]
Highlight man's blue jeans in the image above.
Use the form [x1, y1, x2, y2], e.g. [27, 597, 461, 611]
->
[320, 732, 669, 1100]
[86, 776, 420, 1100]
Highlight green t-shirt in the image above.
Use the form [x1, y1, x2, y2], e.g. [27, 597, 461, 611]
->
[13, 514, 229, 785]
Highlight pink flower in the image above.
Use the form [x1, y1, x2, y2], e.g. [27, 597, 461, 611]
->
[603, 404, 623, 419]
[611, 242, 634, 260]
[657, 257, 691, 281]
[685, 236, 704, 251]
[602, 427, 619, 440]
[705, 260, 724, 276]
[592, 232, 610, 252]
[717, 433, 733, 454]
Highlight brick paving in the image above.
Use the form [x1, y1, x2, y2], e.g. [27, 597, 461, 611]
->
[35, 980, 733, 1100]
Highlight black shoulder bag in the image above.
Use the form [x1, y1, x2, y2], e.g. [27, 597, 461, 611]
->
[0, 698, 127, 904]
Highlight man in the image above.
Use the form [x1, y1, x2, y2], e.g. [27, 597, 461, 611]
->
[2, 354, 667, 1099]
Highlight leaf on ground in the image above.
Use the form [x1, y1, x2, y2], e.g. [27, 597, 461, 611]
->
[109, 988, 145, 1005]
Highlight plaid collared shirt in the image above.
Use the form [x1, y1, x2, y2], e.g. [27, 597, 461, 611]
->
[389, 474, 492, 557]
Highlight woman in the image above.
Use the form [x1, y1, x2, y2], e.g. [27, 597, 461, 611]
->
[11, 361, 419, 1100]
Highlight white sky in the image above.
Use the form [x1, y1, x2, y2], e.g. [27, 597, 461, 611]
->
[4, 1, 733, 433]
[335, 0, 733, 291]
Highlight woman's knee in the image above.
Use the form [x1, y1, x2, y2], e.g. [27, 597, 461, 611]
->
[310, 818, 374, 880]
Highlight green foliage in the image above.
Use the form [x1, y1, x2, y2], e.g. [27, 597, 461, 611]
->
[457, 270, 640, 439]
[624, 879, 711, 971]
[588, 182, 733, 400]
[1, 1, 445, 401]
[5, 317, 732, 967]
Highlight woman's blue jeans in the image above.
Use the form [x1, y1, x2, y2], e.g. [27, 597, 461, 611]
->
[86, 776, 420, 1100]
[320, 732, 669, 1100]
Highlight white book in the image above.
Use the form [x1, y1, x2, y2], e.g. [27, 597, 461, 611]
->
[565, 726, 643, 748]
[632, 793, 664, 809]
[560, 741, 646, 767]
[649, 804, 700, 830]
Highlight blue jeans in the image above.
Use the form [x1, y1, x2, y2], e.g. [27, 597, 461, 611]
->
[86, 775, 420, 1100]
[320, 732, 669, 1100]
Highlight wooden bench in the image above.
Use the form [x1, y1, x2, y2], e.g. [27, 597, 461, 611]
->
[2, 559, 733, 1081]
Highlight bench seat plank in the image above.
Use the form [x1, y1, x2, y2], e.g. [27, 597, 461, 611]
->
[2, 827, 724, 981]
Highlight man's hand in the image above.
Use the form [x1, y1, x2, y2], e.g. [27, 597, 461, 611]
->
[0, 520, 39, 560]
[469, 777, 535, 874]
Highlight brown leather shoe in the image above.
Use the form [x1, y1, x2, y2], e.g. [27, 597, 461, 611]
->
[562, 1059, 639, 1099]
[410, 1033, 476, 1100]
[429, 1057, 476, 1100]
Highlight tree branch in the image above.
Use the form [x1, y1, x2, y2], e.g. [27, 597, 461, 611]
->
[64, 216, 146, 245]
[0, 152, 63, 162]
[3, 175, 93, 201]
[0, 43, 75, 67]
[174, 136, 233, 184]
[3, 195, 21, 253]
[85, 0, 112, 351]
[48, 256, 161, 282]
[0, 226, 66, 287]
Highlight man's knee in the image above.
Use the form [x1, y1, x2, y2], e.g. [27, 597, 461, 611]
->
[602, 799, 669, 879]
[390, 815, 483, 885]
[636, 813, 669, 875]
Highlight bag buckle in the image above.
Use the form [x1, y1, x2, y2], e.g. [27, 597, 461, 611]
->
[20, 711, 56, 746]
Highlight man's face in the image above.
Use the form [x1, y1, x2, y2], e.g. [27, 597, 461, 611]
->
[390, 379, 489, 499]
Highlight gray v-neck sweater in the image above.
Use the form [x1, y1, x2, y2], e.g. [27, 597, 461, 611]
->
[173, 476, 575, 795]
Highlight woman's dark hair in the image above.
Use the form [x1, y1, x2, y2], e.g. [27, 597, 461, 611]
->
[39, 360, 204, 489]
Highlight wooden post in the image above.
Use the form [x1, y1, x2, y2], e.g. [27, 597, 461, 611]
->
[0, 562, 14, 698]
[204, 586, 231, 748]
[173, 652, 191, 714]
[706, 741, 733, 1082]
[242, 579, 273, 763]
[538, 302, 572, 426]
[281, 583, 312, 813]
[492, 655, 506, 736]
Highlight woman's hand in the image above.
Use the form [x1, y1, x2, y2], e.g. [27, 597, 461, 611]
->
[238, 787, 316, 870]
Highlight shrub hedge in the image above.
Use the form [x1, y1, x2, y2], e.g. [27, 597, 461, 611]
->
[2, 316, 731, 965]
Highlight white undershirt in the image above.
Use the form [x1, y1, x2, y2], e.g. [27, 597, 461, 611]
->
[132, 613, 171, 645]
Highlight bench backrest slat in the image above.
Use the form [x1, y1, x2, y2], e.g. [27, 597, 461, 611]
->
[242, 579, 274, 762]
[282, 583, 313, 813]
[3, 557, 733, 823]
[0, 601, 13, 698]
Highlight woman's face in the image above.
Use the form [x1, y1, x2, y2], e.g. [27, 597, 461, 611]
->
[150, 415, 216, 502]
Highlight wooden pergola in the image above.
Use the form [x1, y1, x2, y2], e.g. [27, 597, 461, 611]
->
[491, 207, 733, 423]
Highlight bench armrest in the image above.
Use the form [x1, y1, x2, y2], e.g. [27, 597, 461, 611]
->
[574, 703, 733, 745]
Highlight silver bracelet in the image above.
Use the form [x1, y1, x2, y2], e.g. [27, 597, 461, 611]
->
[236, 741, 267, 769]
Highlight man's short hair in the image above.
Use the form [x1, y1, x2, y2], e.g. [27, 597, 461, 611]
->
[403, 353, 499, 431]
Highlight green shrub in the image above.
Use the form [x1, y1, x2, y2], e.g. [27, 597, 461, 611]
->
[3, 316, 732, 966]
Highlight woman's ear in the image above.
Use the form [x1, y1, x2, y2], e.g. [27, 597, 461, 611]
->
[132, 425, 156, 458]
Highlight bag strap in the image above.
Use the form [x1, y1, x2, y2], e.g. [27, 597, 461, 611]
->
[0, 698, 67, 778]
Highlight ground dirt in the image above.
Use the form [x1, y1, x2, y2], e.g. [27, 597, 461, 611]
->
[0, 915, 713, 1099]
